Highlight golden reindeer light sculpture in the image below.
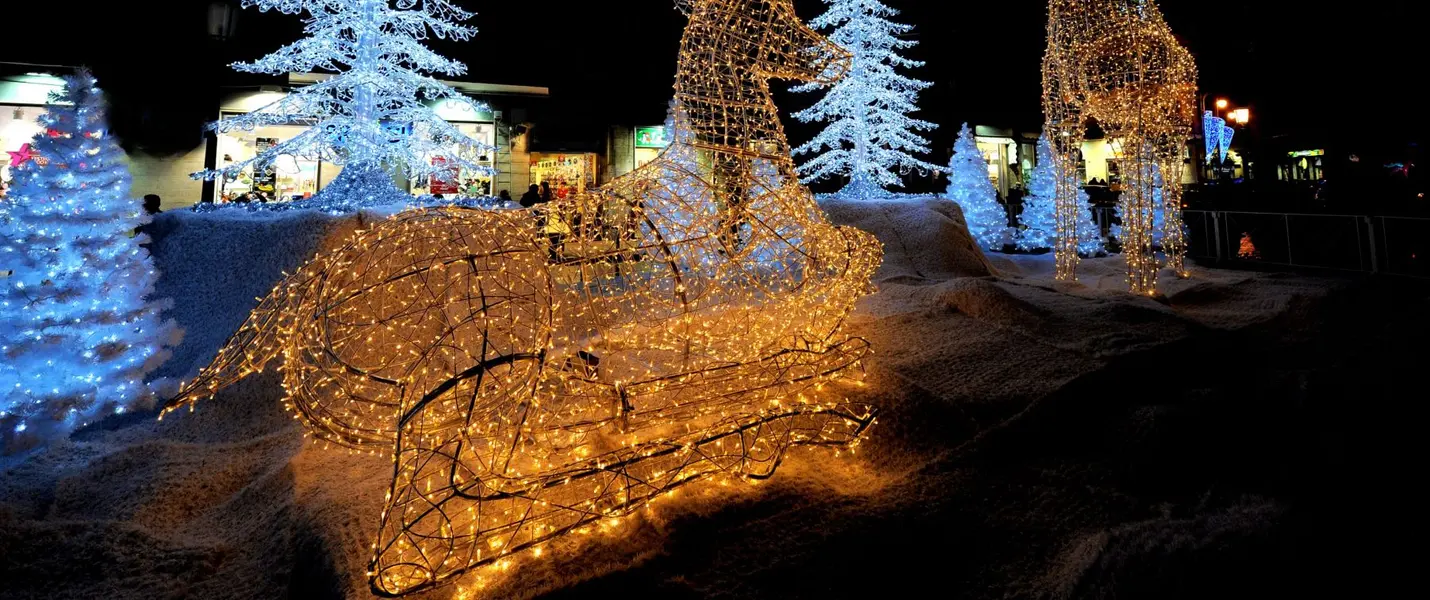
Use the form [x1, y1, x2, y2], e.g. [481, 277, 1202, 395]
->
[162, 0, 882, 596]
[1043, 0, 1197, 293]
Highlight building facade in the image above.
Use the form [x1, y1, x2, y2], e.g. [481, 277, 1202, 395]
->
[1, 66, 548, 209]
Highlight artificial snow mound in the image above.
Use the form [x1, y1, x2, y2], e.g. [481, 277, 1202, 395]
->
[145, 207, 402, 381]
[0, 196, 1357, 600]
[823, 196, 995, 284]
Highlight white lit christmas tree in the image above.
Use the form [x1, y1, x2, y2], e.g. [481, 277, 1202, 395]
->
[0, 71, 178, 451]
[946, 123, 1009, 251]
[662, 99, 700, 175]
[200, 0, 496, 210]
[1018, 135, 1103, 255]
[792, 0, 941, 199]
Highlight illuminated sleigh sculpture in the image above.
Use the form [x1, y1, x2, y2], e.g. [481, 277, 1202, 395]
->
[163, 0, 882, 596]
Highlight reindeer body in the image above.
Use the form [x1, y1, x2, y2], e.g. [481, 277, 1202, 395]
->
[164, 1, 881, 595]
[1043, 0, 1197, 293]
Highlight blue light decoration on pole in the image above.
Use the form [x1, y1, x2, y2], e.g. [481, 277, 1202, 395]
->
[1219, 124, 1236, 163]
[1203, 111, 1225, 162]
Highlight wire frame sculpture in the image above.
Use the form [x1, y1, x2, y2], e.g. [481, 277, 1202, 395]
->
[162, 0, 882, 596]
[1042, 0, 1198, 293]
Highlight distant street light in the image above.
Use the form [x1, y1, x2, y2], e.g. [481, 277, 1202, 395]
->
[1215, 98, 1229, 110]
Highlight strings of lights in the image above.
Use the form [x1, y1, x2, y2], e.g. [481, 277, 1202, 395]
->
[194, 0, 497, 212]
[1042, 0, 1198, 293]
[163, 0, 883, 596]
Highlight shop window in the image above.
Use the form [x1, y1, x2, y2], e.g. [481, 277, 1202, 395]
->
[215, 124, 328, 203]
[1, 105, 47, 196]
[634, 125, 670, 170]
[976, 137, 1016, 194]
[411, 122, 497, 197]
[531, 153, 599, 198]
[213, 119, 499, 203]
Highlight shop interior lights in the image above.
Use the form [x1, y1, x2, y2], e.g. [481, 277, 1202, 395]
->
[1042, 0, 1198, 293]
[163, 0, 882, 596]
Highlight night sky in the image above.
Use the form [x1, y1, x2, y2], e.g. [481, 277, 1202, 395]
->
[5, 0, 1426, 157]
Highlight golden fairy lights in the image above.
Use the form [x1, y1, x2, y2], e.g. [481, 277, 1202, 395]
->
[1042, 0, 1198, 293]
[162, 0, 882, 596]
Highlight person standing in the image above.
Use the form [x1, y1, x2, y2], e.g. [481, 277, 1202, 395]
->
[520, 184, 543, 208]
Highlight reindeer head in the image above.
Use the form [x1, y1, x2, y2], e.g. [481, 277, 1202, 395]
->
[676, 0, 849, 85]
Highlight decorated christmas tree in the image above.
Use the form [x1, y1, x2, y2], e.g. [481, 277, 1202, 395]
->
[946, 123, 1008, 251]
[0, 71, 179, 451]
[792, 0, 942, 199]
[200, 0, 496, 210]
[1018, 135, 1103, 255]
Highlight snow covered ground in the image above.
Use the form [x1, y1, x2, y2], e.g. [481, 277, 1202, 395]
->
[1, 199, 1408, 599]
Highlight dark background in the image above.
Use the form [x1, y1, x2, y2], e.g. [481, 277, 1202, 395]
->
[4, 1, 1426, 162]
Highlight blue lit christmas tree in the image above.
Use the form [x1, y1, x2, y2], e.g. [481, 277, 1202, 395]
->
[946, 123, 1009, 251]
[792, 0, 942, 200]
[1018, 135, 1103, 255]
[0, 71, 178, 451]
[199, 0, 496, 210]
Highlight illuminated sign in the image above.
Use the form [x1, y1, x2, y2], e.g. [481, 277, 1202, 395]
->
[635, 125, 670, 149]
[1288, 149, 1325, 158]
[430, 97, 493, 122]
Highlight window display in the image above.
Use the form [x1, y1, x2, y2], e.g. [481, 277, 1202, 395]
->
[530, 153, 598, 198]
[1, 105, 47, 198]
[213, 113, 497, 202]
[409, 122, 496, 198]
[215, 125, 327, 203]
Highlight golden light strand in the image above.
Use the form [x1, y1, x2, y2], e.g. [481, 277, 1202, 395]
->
[1042, 0, 1198, 292]
[162, 0, 882, 596]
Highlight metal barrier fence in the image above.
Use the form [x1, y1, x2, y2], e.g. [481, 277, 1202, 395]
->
[1089, 208, 1429, 278]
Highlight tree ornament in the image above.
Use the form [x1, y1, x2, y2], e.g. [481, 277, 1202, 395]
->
[6, 143, 35, 167]
[164, 1, 881, 596]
